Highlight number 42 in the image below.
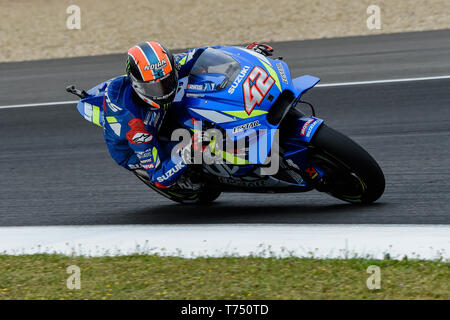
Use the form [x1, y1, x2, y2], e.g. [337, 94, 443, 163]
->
[242, 66, 275, 115]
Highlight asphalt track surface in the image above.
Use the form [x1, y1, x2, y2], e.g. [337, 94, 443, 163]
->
[0, 30, 449, 226]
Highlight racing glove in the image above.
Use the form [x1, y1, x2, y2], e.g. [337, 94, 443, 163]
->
[179, 129, 205, 165]
[246, 42, 273, 56]
[179, 129, 220, 165]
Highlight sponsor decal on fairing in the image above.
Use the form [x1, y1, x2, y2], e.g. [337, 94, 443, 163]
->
[232, 120, 261, 133]
[300, 119, 314, 136]
[186, 93, 206, 98]
[305, 120, 319, 138]
[187, 83, 216, 91]
[276, 63, 288, 84]
[218, 176, 275, 187]
[228, 66, 250, 94]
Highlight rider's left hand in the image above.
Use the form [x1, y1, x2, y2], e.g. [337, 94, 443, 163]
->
[246, 42, 273, 56]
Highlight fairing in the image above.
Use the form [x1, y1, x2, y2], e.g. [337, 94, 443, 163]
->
[75, 46, 325, 190]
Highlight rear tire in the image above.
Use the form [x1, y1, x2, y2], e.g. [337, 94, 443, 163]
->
[310, 124, 385, 204]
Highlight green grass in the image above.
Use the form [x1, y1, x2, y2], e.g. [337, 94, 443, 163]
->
[0, 255, 448, 300]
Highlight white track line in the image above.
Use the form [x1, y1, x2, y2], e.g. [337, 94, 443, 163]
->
[1, 224, 448, 260]
[1, 75, 449, 110]
[0, 100, 78, 110]
[316, 74, 450, 87]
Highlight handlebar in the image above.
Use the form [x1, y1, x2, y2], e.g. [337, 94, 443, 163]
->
[66, 85, 88, 98]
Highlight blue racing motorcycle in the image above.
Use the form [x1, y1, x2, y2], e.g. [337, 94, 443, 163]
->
[67, 46, 385, 204]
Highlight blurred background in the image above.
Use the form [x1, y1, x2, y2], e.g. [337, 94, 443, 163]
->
[1, 0, 449, 62]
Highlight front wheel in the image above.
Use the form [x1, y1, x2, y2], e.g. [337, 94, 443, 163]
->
[309, 124, 385, 204]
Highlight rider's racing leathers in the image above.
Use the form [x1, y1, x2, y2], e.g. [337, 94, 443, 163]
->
[102, 47, 208, 188]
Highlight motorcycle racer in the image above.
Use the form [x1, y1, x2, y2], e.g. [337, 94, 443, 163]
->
[102, 41, 273, 189]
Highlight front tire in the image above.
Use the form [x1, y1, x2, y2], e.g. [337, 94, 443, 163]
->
[310, 124, 385, 204]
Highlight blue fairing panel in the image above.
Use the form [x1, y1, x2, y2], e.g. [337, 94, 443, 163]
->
[292, 75, 320, 97]
[76, 81, 109, 127]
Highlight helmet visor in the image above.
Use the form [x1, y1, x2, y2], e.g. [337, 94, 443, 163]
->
[132, 72, 178, 101]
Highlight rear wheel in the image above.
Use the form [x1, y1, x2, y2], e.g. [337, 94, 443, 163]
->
[309, 124, 385, 204]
